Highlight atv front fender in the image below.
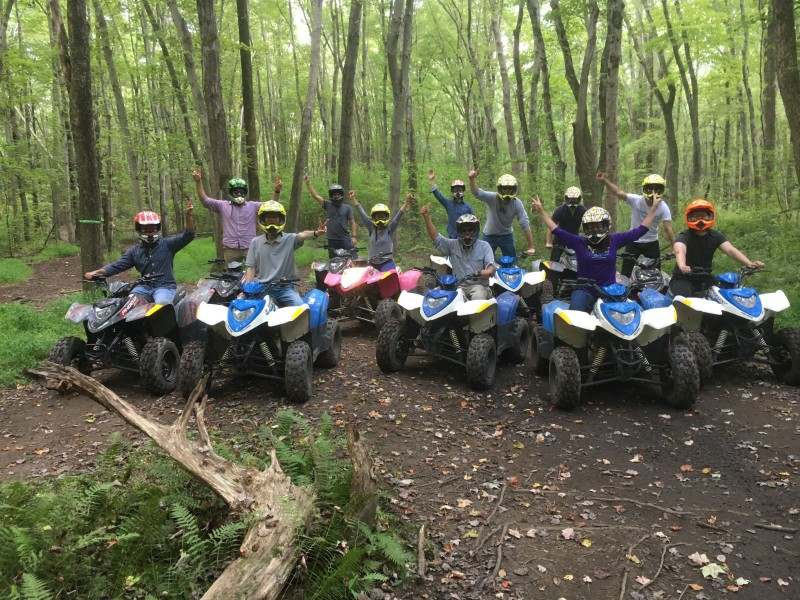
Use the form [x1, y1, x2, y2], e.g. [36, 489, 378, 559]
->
[66, 302, 92, 323]
[672, 296, 723, 331]
[458, 299, 497, 333]
[268, 305, 310, 342]
[760, 290, 790, 314]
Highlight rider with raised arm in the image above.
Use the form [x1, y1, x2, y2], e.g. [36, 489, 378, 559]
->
[669, 199, 764, 298]
[596, 171, 676, 278]
[244, 201, 327, 307]
[84, 200, 195, 304]
[420, 200, 495, 301]
[546, 186, 586, 261]
[349, 190, 411, 272]
[531, 194, 662, 312]
[304, 174, 357, 258]
[427, 169, 474, 239]
[467, 167, 536, 258]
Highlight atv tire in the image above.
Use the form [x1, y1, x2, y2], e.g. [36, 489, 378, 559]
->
[549, 346, 580, 410]
[675, 331, 713, 385]
[285, 341, 313, 402]
[771, 328, 800, 385]
[530, 324, 549, 376]
[315, 319, 342, 368]
[661, 344, 700, 409]
[466, 333, 497, 391]
[539, 280, 555, 307]
[140, 337, 180, 395]
[374, 298, 404, 334]
[48, 336, 89, 372]
[376, 319, 410, 373]
[179, 341, 207, 398]
[501, 317, 529, 364]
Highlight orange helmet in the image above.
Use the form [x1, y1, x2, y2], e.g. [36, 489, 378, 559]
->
[685, 199, 715, 231]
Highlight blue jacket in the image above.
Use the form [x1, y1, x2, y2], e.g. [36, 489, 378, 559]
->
[431, 185, 474, 238]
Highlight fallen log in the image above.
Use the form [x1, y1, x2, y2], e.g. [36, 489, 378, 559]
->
[25, 362, 315, 600]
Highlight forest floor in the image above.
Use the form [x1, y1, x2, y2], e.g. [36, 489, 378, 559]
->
[1, 257, 799, 599]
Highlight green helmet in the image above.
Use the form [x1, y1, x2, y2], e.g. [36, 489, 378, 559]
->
[228, 178, 248, 204]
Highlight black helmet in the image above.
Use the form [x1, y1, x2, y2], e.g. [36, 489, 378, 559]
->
[329, 184, 345, 206]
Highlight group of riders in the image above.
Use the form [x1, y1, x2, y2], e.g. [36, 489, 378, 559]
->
[83, 166, 764, 314]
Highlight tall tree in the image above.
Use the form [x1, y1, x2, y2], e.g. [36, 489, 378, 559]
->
[286, 0, 323, 230]
[598, 0, 624, 222]
[386, 0, 413, 211]
[773, 0, 800, 190]
[492, 3, 519, 175]
[338, 0, 363, 191]
[237, 0, 260, 200]
[66, 0, 104, 278]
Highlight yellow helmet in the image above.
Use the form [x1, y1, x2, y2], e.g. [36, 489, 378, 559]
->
[258, 200, 286, 235]
[641, 174, 666, 199]
[371, 203, 391, 228]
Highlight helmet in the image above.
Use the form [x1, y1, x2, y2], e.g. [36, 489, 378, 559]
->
[496, 174, 518, 201]
[328, 184, 345, 206]
[581, 206, 611, 245]
[134, 211, 161, 245]
[455, 213, 480, 248]
[228, 178, 248, 205]
[685, 199, 715, 231]
[451, 180, 466, 200]
[564, 186, 582, 205]
[258, 201, 286, 236]
[641, 174, 666, 200]
[371, 203, 391, 228]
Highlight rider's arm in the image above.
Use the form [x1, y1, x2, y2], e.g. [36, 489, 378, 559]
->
[641, 196, 663, 229]
[596, 172, 628, 200]
[421, 205, 439, 241]
[546, 228, 553, 248]
[719, 241, 764, 269]
[662, 219, 676, 245]
[673, 241, 690, 273]
[244, 266, 256, 283]
[304, 175, 325, 206]
[531, 198, 558, 232]
[468, 169, 479, 195]
[270, 178, 283, 202]
[349, 217, 357, 243]
[297, 222, 327, 242]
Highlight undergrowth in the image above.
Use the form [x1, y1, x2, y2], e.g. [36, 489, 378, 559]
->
[0, 412, 412, 600]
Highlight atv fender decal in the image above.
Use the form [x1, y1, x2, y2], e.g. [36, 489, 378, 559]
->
[759, 290, 790, 314]
[555, 308, 597, 331]
[65, 302, 92, 323]
[673, 296, 724, 315]
[146, 304, 163, 317]
[457, 299, 497, 316]
[266, 305, 308, 327]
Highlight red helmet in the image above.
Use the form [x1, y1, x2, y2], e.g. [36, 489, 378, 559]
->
[684, 199, 715, 231]
[134, 211, 162, 244]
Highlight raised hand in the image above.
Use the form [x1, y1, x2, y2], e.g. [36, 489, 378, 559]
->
[192, 166, 202, 182]
[468, 167, 479, 179]
[428, 169, 435, 182]
[420, 203, 430, 217]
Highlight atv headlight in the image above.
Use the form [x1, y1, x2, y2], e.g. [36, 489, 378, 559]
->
[93, 304, 117, 322]
[503, 271, 521, 284]
[231, 306, 256, 322]
[733, 294, 757, 308]
[609, 308, 636, 325]
[426, 296, 448, 310]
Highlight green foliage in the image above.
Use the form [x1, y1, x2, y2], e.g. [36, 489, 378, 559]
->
[32, 244, 80, 262]
[0, 259, 32, 284]
[0, 297, 82, 387]
[0, 413, 412, 599]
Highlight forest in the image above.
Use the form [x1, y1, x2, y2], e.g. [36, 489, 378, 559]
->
[0, 0, 799, 271]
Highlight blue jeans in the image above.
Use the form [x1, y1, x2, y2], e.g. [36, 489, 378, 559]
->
[482, 232, 516, 258]
[570, 288, 598, 313]
[372, 259, 396, 272]
[131, 285, 176, 304]
[327, 238, 354, 258]
[269, 283, 304, 307]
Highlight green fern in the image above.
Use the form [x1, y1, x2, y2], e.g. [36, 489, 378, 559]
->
[12, 572, 52, 600]
[169, 503, 210, 563]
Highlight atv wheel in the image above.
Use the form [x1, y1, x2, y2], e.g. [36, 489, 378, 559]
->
[140, 337, 180, 395]
[530, 324, 549, 376]
[315, 319, 342, 368]
[48, 336, 89, 372]
[661, 344, 700, 409]
[285, 341, 313, 402]
[549, 346, 580, 410]
[501, 317, 529, 364]
[376, 319, 410, 373]
[771, 328, 800, 385]
[374, 298, 404, 334]
[466, 333, 497, 390]
[539, 280, 555, 307]
[675, 331, 713, 386]
[179, 341, 207, 398]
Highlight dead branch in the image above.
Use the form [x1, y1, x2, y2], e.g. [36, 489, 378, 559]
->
[754, 522, 799, 533]
[586, 496, 695, 517]
[346, 422, 378, 527]
[619, 533, 650, 600]
[417, 524, 426, 577]
[640, 543, 686, 590]
[485, 482, 508, 524]
[480, 524, 508, 589]
[25, 362, 316, 600]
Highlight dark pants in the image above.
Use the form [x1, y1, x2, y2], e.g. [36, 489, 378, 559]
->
[570, 288, 598, 312]
[669, 275, 713, 298]
[327, 238, 354, 258]
[550, 247, 564, 262]
[372, 259, 396, 272]
[621, 240, 660, 277]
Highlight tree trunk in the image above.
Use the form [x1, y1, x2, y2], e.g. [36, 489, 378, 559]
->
[237, 0, 260, 200]
[760, 0, 777, 192]
[386, 0, 413, 212]
[360, 6, 373, 167]
[66, 0, 104, 278]
[93, 0, 143, 213]
[598, 0, 623, 223]
[492, 6, 519, 175]
[513, 3, 533, 178]
[773, 0, 800, 190]
[338, 0, 362, 191]
[287, 0, 323, 230]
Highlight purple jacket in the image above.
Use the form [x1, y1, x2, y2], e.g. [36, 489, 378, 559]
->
[554, 225, 648, 286]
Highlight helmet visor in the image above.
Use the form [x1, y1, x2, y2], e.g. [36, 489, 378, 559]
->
[458, 224, 479, 239]
[642, 184, 665, 196]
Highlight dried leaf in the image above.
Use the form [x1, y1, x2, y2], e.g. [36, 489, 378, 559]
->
[701, 563, 726, 578]
[688, 551, 709, 566]
[635, 575, 652, 586]
[561, 527, 575, 540]
[508, 529, 522, 539]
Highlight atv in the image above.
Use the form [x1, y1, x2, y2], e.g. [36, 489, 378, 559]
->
[180, 279, 341, 401]
[375, 269, 529, 390]
[49, 274, 196, 395]
[489, 251, 546, 320]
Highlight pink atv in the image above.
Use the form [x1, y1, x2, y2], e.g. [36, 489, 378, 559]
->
[324, 253, 423, 333]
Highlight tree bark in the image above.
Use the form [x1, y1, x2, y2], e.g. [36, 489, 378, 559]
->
[492, 5, 519, 175]
[338, 0, 363, 191]
[598, 0, 623, 223]
[773, 0, 800, 190]
[237, 0, 260, 200]
[760, 0, 777, 194]
[66, 0, 104, 278]
[386, 0, 412, 212]
[513, 3, 533, 178]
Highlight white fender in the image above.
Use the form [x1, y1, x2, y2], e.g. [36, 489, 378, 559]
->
[398, 289, 423, 311]
[523, 271, 547, 285]
[553, 308, 597, 348]
[456, 298, 497, 316]
[268, 305, 310, 342]
[672, 295, 722, 331]
[197, 302, 228, 326]
[459, 299, 497, 332]
[760, 290, 790, 313]
[554, 308, 598, 331]
[267, 304, 308, 327]
[642, 305, 678, 330]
